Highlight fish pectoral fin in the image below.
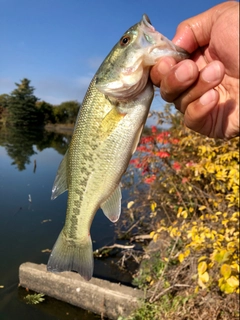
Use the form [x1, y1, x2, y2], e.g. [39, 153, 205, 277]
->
[99, 105, 125, 139]
[131, 124, 144, 155]
[100, 185, 122, 223]
[51, 150, 69, 200]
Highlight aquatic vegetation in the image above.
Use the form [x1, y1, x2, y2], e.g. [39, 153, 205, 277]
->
[24, 293, 45, 305]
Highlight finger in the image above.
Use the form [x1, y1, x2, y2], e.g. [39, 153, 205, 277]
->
[184, 89, 240, 139]
[172, 15, 213, 52]
[159, 59, 199, 102]
[172, 2, 237, 52]
[184, 89, 219, 136]
[174, 61, 225, 114]
[150, 56, 177, 87]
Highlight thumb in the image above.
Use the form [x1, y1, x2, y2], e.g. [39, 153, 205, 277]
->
[171, 2, 237, 52]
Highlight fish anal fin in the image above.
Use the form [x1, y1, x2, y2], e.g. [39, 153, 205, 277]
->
[100, 185, 122, 223]
[51, 150, 69, 200]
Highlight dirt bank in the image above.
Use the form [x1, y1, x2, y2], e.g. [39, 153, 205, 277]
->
[44, 123, 74, 135]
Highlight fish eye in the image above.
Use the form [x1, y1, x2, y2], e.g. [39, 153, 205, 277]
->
[120, 35, 131, 46]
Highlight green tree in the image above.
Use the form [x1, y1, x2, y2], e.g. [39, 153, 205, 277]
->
[53, 100, 80, 124]
[0, 94, 9, 125]
[36, 100, 55, 124]
[0, 94, 9, 108]
[7, 78, 41, 127]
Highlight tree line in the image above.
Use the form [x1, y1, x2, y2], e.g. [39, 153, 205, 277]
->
[0, 78, 81, 127]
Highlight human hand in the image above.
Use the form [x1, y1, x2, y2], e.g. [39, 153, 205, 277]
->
[151, 1, 239, 139]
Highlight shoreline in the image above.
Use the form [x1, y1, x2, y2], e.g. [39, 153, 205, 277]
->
[44, 123, 74, 134]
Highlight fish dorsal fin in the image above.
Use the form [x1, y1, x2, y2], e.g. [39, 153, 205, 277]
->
[100, 185, 122, 222]
[51, 150, 69, 200]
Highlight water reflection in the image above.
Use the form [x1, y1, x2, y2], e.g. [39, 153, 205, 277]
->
[0, 126, 116, 320]
[0, 127, 71, 171]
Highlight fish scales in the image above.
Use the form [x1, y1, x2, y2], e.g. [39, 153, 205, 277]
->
[65, 76, 149, 237]
[47, 14, 189, 280]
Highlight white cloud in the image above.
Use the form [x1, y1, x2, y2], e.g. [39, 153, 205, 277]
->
[0, 75, 167, 109]
[35, 76, 93, 104]
[38, 95, 66, 105]
[0, 75, 93, 105]
[0, 55, 104, 104]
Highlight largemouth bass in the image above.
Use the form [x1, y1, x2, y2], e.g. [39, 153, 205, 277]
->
[47, 14, 188, 280]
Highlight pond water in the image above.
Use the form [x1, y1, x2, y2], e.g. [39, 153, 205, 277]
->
[0, 127, 132, 320]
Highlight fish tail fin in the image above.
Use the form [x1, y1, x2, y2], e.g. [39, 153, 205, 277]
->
[47, 230, 94, 281]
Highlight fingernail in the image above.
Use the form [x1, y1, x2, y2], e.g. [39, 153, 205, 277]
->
[202, 62, 221, 82]
[200, 89, 217, 106]
[175, 61, 194, 82]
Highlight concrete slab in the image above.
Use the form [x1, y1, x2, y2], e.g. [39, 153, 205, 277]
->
[19, 262, 144, 319]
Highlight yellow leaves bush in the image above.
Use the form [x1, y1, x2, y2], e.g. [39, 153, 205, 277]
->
[153, 203, 239, 294]
[178, 249, 190, 263]
[145, 108, 239, 295]
[150, 137, 239, 293]
[198, 261, 209, 288]
[219, 263, 239, 294]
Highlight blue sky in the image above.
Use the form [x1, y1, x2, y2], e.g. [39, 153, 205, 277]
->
[1, 0, 225, 107]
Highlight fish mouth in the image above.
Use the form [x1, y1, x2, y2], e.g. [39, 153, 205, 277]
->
[141, 14, 189, 62]
[142, 14, 155, 33]
[95, 14, 189, 101]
